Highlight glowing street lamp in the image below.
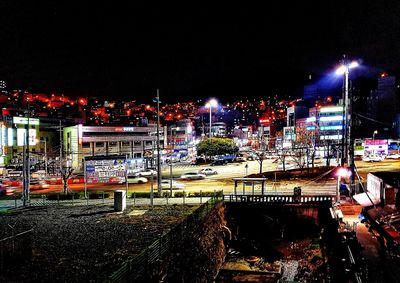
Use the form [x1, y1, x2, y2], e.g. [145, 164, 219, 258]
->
[373, 130, 378, 140]
[205, 98, 218, 138]
[335, 60, 359, 166]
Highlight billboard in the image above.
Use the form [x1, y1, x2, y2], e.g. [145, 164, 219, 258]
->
[84, 156, 127, 184]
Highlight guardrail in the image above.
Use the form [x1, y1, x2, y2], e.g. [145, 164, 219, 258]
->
[223, 194, 336, 203]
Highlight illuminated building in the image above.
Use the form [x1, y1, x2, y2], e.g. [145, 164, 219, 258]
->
[63, 125, 167, 170]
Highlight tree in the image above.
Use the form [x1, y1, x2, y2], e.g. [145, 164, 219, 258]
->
[293, 126, 321, 169]
[196, 138, 239, 160]
[60, 166, 74, 194]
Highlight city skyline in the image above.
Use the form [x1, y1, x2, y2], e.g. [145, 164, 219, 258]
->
[0, 2, 399, 103]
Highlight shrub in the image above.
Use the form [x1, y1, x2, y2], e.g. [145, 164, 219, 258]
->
[131, 192, 162, 198]
[47, 193, 80, 201]
[88, 192, 110, 199]
[174, 191, 187, 198]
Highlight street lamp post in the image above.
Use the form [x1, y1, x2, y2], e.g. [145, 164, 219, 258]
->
[373, 130, 378, 140]
[155, 89, 162, 194]
[205, 99, 218, 139]
[336, 59, 359, 195]
[336, 59, 359, 166]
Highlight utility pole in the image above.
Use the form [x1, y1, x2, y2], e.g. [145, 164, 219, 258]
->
[155, 89, 162, 194]
[44, 138, 48, 177]
[22, 104, 31, 206]
[59, 120, 62, 176]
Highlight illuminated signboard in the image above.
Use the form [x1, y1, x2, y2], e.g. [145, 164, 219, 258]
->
[17, 129, 37, 146]
[84, 156, 127, 184]
[115, 127, 135, 132]
[364, 139, 388, 146]
[13, 117, 40, 125]
[7, 128, 13, 146]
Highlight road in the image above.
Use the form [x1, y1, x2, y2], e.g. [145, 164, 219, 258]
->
[9, 158, 400, 196]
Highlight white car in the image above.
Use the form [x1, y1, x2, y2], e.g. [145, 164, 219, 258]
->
[127, 176, 148, 184]
[386, 153, 400, 159]
[198, 167, 218, 175]
[180, 172, 206, 180]
[362, 154, 383, 162]
[160, 179, 185, 189]
[234, 156, 246, 162]
[135, 169, 157, 177]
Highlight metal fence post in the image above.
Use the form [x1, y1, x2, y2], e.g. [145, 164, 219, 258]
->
[166, 194, 169, 205]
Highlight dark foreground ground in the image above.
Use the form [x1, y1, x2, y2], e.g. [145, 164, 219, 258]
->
[0, 204, 198, 282]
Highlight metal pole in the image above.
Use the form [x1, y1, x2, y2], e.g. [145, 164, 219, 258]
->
[150, 173, 154, 208]
[22, 131, 27, 207]
[344, 68, 349, 165]
[169, 163, 172, 196]
[44, 138, 48, 177]
[26, 115, 30, 204]
[83, 159, 87, 199]
[156, 89, 162, 194]
[125, 154, 128, 199]
[341, 65, 347, 167]
[209, 105, 212, 138]
[59, 120, 62, 177]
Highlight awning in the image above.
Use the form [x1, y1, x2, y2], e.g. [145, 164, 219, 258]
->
[353, 192, 380, 207]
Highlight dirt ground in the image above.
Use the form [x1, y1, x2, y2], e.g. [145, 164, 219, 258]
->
[0, 204, 198, 283]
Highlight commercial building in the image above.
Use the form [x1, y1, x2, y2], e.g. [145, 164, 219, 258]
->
[63, 124, 167, 170]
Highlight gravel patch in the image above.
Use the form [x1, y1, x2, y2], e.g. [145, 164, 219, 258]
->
[0, 204, 198, 282]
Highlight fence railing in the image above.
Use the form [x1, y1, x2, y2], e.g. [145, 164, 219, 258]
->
[0, 190, 223, 209]
[0, 227, 34, 275]
[223, 194, 336, 203]
[105, 195, 223, 283]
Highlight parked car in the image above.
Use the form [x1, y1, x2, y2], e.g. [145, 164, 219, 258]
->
[180, 172, 206, 180]
[127, 176, 148, 184]
[386, 153, 400, 159]
[135, 169, 157, 177]
[362, 154, 383, 162]
[160, 179, 185, 189]
[198, 167, 218, 175]
[210, 160, 227, 166]
[234, 156, 246, 162]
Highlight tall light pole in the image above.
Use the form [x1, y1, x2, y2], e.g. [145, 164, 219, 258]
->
[205, 98, 218, 139]
[336, 58, 359, 194]
[335, 59, 359, 166]
[154, 89, 162, 194]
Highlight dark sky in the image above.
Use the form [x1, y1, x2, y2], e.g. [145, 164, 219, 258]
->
[1, 1, 400, 103]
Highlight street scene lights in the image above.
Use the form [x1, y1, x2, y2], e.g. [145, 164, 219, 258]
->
[205, 98, 218, 138]
[335, 60, 359, 166]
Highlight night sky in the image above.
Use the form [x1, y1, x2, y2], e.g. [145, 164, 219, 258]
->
[1, 1, 400, 103]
